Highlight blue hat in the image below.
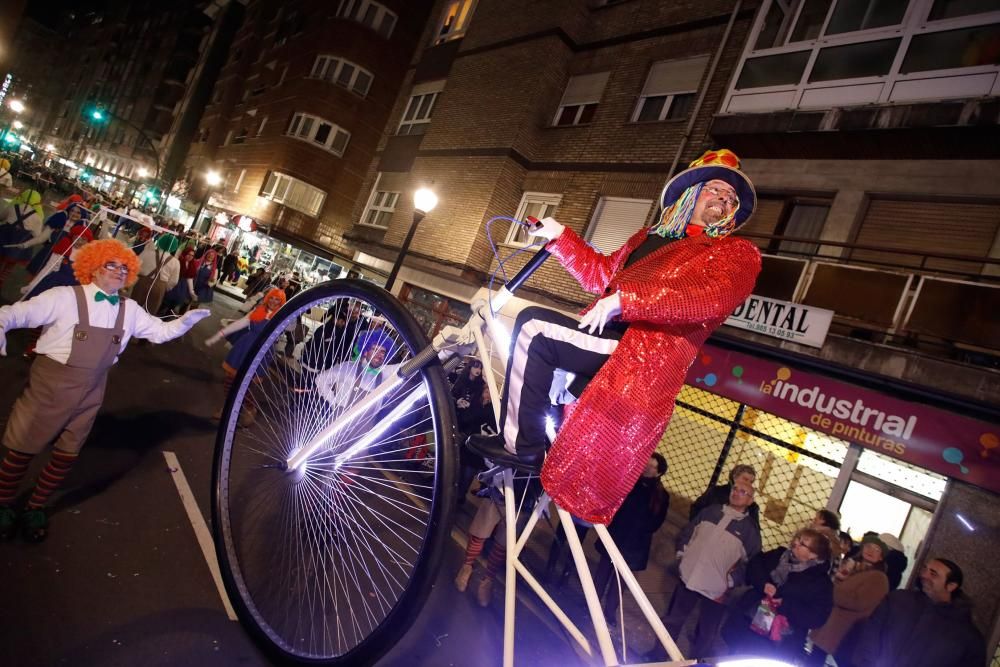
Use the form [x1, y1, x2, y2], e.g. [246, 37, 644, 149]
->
[659, 149, 756, 227]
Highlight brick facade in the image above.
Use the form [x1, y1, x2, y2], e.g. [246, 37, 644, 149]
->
[349, 0, 759, 305]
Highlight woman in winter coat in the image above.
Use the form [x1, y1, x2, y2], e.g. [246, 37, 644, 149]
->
[808, 534, 890, 666]
[723, 527, 834, 662]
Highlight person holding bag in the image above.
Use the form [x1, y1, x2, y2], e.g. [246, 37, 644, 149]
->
[723, 527, 833, 662]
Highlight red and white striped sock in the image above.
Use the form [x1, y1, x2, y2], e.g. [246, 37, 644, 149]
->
[27, 449, 78, 509]
[0, 449, 34, 506]
[464, 535, 486, 566]
[486, 542, 507, 576]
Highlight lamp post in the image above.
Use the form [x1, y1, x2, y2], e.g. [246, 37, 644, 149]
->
[385, 187, 438, 292]
[0, 98, 25, 144]
[192, 169, 222, 233]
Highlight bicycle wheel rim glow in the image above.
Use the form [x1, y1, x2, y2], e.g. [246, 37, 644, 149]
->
[212, 280, 456, 665]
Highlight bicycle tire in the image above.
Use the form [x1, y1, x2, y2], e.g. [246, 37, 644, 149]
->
[212, 279, 457, 665]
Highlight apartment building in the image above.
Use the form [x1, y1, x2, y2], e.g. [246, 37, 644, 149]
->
[181, 0, 434, 282]
[348, 0, 1000, 653]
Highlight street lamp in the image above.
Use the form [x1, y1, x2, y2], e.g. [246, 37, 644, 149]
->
[192, 169, 222, 233]
[12, 120, 23, 130]
[137, 167, 149, 178]
[385, 187, 438, 291]
[8, 100, 24, 114]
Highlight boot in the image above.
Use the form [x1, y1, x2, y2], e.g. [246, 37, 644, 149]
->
[475, 575, 494, 607]
[454, 563, 473, 592]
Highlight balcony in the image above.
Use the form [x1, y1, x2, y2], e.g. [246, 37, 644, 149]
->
[723, 1, 1000, 112]
[739, 231, 1000, 368]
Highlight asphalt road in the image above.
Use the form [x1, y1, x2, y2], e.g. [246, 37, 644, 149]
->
[0, 273, 634, 667]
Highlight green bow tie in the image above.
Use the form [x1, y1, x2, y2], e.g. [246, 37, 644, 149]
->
[94, 292, 120, 306]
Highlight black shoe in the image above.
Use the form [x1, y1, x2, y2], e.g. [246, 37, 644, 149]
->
[466, 434, 544, 474]
[0, 506, 17, 540]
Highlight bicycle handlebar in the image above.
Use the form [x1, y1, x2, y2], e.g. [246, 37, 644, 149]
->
[504, 246, 550, 295]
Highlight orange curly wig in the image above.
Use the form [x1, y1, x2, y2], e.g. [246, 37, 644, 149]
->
[72, 238, 141, 287]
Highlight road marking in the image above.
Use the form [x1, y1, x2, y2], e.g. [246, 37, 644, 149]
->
[162, 451, 237, 621]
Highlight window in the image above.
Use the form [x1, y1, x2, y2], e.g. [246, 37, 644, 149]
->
[361, 188, 400, 228]
[586, 197, 653, 253]
[736, 51, 812, 88]
[505, 193, 562, 246]
[260, 171, 327, 217]
[808, 38, 901, 81]
[225, 168, 247, 193]
[232, 127, 249, 144]
[553, 72, 609, 126]
[755, 0, 833, 49]
[335, 0, 397, 38]
[398, 81, 444, 135]
[256, 116, 268, 136]
[928, 0, 1000, 20]
[434, 0, 476, 44]
[309, 55, 375, 96]
[223, 130, 233, 146]
[900, 23, 1000, 73]
[286, 112, 351, 156]
[632, 55, 709, 122]
[825, 0, 909, 35]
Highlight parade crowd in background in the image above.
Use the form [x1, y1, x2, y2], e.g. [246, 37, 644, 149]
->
[0, 162, 986, 667]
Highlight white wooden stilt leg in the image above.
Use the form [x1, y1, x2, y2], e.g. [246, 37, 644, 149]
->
[594, 523, 684, 662]
[512, 558, 593, 656]
[558, 507, 619, 666]
[513, 492, 550, 557]
[502, 469, 518, 667]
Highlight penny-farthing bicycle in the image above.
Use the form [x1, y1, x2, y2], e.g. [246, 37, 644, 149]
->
[211, 220, 784, 666]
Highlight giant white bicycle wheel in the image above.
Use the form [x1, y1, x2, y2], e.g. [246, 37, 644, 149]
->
[212, 280, 456, 665]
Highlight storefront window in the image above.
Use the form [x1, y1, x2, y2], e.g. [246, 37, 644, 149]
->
[398, 284, 472, 338]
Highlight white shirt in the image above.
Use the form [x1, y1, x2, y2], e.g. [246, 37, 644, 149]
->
[137, 244, 180, 289]
[315, 360, 401, 429]
[0, 284, 197, 364]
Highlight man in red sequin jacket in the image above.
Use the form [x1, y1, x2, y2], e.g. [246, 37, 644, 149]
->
[469, 150, 761, 524]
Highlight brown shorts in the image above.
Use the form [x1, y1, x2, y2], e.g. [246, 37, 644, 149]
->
[3, 355, 109, 454]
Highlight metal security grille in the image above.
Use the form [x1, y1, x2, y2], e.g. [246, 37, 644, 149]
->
[658, 384, 849, 551]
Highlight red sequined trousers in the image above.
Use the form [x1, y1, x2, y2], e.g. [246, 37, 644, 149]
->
[539, 228, 761, 524]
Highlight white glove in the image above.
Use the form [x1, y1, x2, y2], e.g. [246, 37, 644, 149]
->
[527, 216, 565, 242]
[181, 308, 211, 330]
[0, 329, 6, 356]
[578, 292, 622, 335]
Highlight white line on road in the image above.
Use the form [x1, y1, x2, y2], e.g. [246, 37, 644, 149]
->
[162, 451, 237, 621]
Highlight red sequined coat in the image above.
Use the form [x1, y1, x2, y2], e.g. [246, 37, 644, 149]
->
[540, 227, 761, 524]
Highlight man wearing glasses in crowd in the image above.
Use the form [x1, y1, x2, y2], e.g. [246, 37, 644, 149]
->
[0, 239, 210, 542]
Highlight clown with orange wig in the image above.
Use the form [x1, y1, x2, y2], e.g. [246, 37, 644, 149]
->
[0, 239, 210, 541]
[205, 287, 286, 425]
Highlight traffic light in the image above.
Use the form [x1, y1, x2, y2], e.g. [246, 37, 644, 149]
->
[84, 104, 107, 122]
[3, 132, 18, 144]
[143, 189, 160, 203]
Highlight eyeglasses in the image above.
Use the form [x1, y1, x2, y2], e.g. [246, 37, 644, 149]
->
[102, 262, 130, 275]
[702, 185, 739, 209]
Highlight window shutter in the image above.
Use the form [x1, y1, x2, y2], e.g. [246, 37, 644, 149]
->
[411, 80, 445, 97]
[852, 198, 1000, 274]
[559, 72, 610, 106]
[641, 55, 709, 96]
[737, 197, 785, 249]
[587, 198, 653, 253]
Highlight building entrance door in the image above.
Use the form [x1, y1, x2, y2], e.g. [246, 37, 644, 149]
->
[836, 450, 944, 587]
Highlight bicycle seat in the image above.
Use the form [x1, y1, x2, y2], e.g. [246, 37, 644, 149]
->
[466, 434, 544, 475]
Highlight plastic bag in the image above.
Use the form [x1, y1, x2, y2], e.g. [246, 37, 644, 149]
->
[750, 597, 777, 636]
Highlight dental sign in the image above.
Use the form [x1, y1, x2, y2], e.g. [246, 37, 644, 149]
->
[725, 295, 833, 349]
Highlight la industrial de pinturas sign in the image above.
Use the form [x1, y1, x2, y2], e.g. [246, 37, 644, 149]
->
[725, 295, 833, 348]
